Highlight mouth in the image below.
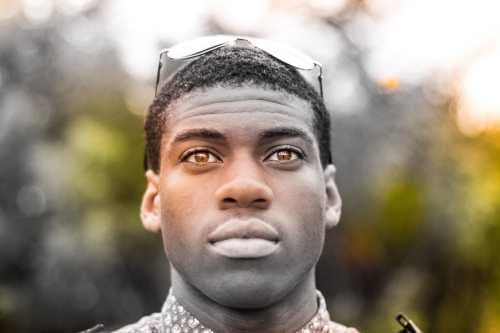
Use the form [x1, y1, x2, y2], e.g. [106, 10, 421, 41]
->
[207, 218, 280, 259]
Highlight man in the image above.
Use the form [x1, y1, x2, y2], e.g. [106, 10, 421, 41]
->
[114, 36, 359, 333]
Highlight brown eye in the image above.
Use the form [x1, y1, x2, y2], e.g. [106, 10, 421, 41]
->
[277, 150, 293, 161]
[267, 148, 302, 162]
[184, 150, 220, 165]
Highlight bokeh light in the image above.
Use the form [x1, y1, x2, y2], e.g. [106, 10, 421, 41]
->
[456, 47, 500, 135]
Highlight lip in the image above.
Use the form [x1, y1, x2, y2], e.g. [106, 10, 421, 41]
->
[208, 218, 280, 242]
[208, 218, 280, 258]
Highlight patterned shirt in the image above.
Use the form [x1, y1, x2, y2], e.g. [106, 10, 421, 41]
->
[110, 289, 359, 333]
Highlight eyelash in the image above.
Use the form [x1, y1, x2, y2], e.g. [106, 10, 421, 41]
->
[266, 145, 305, 161]
[179, 148, 222, 163]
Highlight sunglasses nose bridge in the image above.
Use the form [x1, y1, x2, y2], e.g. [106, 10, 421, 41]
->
[233, 38, 253, 47]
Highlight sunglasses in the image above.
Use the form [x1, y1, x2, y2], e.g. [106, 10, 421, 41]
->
[154, 34, 324, 98]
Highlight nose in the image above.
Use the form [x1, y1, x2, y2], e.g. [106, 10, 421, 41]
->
[215, 177, 274, 210]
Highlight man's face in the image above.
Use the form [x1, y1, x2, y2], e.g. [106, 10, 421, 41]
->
[141, 85, 341, 308]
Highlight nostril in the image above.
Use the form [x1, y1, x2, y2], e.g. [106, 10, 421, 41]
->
[253, 198, 269, 209]
[223, 198, 237, 204]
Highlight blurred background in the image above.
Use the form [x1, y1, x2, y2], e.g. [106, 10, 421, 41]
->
[1, 0, 500, 332]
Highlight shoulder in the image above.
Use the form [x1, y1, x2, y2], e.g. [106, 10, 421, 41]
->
[110, 312, 163, 333]
[328, 321, 360, 333]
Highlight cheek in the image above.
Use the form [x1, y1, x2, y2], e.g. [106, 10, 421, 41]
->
[158, 175, 208, 253]
[160, 171, 211, 223]
[275, 170, 327, 245]
[279, 168, 326, 217]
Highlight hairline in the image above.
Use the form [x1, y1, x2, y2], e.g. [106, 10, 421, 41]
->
[162, 82, 314, 120]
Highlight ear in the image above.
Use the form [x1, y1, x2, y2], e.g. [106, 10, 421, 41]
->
[324, 164, 342, 229]
[140, 170, 161, 232]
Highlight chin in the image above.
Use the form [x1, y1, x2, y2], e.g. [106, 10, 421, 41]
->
[201, 271, 290, 309]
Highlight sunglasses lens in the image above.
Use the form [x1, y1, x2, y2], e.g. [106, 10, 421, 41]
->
[252, 38, 316, 70]
[168, 35, 236, 59]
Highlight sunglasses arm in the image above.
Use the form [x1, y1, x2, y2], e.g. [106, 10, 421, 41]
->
[155, 50, 169, 96]
[315, 62, 324, 99]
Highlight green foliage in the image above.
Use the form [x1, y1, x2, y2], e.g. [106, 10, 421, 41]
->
[62, 92, 154, 251]
[375, 178, 425, 258]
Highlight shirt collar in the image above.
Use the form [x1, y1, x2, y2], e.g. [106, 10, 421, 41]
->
[160, 289, 333, 333]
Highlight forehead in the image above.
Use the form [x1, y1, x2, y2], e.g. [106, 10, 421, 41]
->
[164, 86, 316, 142]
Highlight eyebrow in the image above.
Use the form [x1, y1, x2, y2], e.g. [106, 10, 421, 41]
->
[171, 128, 228, 146]
[258, 126, 315, 146]
[170, 126, 315, 146]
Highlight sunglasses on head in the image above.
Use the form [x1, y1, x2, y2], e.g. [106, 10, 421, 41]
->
[154, 34, 324, 98]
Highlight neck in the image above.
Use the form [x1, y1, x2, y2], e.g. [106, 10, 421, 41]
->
[170, 268, 319, 333]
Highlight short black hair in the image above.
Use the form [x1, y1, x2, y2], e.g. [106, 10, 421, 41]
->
[145, 46, 332, 172]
